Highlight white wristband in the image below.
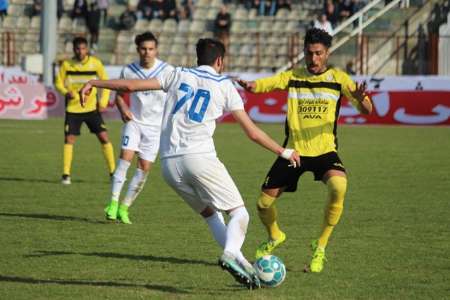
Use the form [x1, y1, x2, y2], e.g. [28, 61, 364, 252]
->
[280, 148, 294, 160]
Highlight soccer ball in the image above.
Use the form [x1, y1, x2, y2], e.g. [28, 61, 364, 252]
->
[253, 255, 286, 287]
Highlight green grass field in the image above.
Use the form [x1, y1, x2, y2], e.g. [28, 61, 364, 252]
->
[0, 118, 449, 299]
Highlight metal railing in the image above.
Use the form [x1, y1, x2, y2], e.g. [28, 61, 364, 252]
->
[278, 0, 408, 72]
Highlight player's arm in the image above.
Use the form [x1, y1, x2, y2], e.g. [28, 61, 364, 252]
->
[96, 61, 111, 111]
[115, 92, 133, 122]
[341, 73, 373, 115]
[231, 109, 300, 167]
[348, 81, 372, 115]
[80, 78, 161, 107]
[55, 62, 72, 100]
[236, 71, 291, 93]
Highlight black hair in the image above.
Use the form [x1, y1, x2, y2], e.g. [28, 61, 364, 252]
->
[304, 28, 332, 48]
[72, 36, 88, 47]
[196, 38, 225, 66]
[135, 31, 158, 47]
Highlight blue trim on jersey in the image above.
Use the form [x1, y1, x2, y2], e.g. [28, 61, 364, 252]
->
[127, 61, 168, 79]
[192, 67, 228, 79]
[128, 63, 147, 79]
[182, 67, 230, 82]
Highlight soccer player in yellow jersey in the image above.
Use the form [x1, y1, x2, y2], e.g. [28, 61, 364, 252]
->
[238, 28, 373, 273]
[55, 37, 115, 185]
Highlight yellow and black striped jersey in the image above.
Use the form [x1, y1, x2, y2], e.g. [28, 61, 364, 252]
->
[55, 56, 110, 113]
[255, 66, 370, 157]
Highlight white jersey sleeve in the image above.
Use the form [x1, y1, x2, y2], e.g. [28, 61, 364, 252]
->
[223, 80, 245, 112]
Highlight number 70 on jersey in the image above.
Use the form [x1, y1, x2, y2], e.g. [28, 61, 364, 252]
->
[172, 83, 211, 123]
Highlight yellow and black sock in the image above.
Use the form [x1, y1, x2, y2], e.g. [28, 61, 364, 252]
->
[318, 176, 347, 249]
[257, 192, 283, 240]
[101, 142, 116, 174]
[63, 143, 73, 176]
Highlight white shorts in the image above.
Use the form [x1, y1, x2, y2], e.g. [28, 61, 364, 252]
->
[121, 120, 160, 162]
[161, 154, 245, 213]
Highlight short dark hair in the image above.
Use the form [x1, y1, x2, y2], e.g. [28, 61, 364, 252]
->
[135, 31, 158, 47]
[304, 28, 332, 48]
[73, 36, 88, 48]
[196, 38, 225, 66]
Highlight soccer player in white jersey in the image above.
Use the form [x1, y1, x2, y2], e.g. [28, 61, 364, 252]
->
[105, 32, 174, 224]
[80, 38, 300, 289]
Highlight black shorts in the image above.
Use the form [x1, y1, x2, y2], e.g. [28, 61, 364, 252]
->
[64, 111, 107, 136]
[261, 151, 346, 192]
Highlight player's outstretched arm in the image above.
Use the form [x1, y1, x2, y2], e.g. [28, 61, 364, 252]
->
[236, 79, 256, 92]
[232, 109, 300, 167]
[80, 78, 161, 107]
[348, 81, 373, 115]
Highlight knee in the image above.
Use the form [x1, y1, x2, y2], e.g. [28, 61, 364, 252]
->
[257, 192, 276, 210]
[326, 176, 347, 202]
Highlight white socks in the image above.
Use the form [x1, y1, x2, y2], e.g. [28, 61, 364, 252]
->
[111, 159, 131, 202]
[205, 208, 250, 267]
[122, 168, 148, 207]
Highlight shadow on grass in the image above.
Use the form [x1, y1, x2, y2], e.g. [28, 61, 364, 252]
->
[0, 213, 108, 224]
[25, 250, 216, 266]
[0, 275, 189, 294]
[0, 176, 107, 184]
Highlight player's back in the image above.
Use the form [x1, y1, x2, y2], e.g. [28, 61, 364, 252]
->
[158, 65, 243, 159]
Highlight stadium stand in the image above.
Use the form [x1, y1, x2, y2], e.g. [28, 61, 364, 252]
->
[0, 0, 448, 74]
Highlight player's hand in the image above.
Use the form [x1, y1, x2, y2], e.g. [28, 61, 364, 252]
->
[349, 81, 368, 103]
[280, 148, 300, 168]
[79, 82, 93, 107]
[236, 78, 256, 92]
[65, 92, 74, 101]
[120, 109, 133, 123]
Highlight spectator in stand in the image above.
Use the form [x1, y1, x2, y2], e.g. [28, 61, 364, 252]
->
[86, 0, 101, 53]
[72, 0, 87, 20]
[119, 4, 138, 30]
[0, 0, 8, 21]
[258, 0, 277, 16]
[313, 13, 333, 35]
[338, 0, 356, 21]
[277, 0, 291, 11]
[324, 0, 339, 27]
[180, 0, 195, 20]
[57, 0, 65, 19]
[214, 5, 231, 50]
[137, 0, 154, 20]
[31, 0, 42, 17]
[97, 0, 109, 25]
[161, 0, 178, 22]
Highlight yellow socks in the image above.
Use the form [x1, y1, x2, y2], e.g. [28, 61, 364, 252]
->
[101, 142, 116, 174]
[63, 144, 73, 175]
[257, 192, 283, 240]
[318, 176, 347, 249]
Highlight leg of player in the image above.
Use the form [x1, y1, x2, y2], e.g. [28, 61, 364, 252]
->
[118, 158, 151, 224]
[203, 207, 256, 274]
[216, 205, 260, 289]
[106, 149, 134, 221]
[255, 187, 287, 258]
[96, 131, 116, 177]
[62, 135, 76, 185]
[310, 170, 347, 273]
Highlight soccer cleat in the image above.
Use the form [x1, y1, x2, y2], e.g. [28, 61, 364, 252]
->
[117, 204, 132, 224]
[61, 174, 71, 185]
[310, 240, 327, 273]
[104, 201, 119, 221]
[255, 231, 286, 259]
[218, 252, 258, 290]
[238, 260, 261, 289]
